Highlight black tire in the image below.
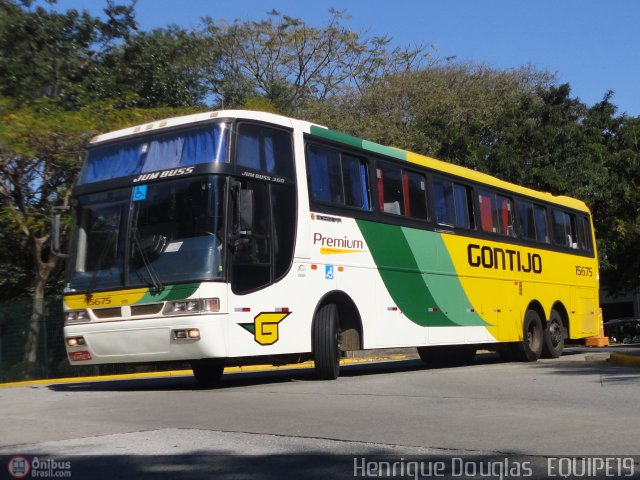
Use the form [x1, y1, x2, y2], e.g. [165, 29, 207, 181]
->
[515, 309, 544, 362]
[417, 345, 476, 366]
[313, 303, 340, 380]
[541, 310, 565, 358]
[191, 358, 224, 386]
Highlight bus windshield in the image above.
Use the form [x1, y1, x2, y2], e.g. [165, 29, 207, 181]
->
[66, 175, 226, 292]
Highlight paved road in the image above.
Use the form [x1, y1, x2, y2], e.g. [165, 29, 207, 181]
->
[1, 350, 639, 478]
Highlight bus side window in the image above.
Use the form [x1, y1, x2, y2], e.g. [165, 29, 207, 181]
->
[342, 154, 369, 210]
[236, 124, 293, 178]
[478, 190, 497, 233]
[576, 215, 592, 251]
[478, 190, 514, 236]
[453, 183, 474, 229]
[551, 209, 590, 250]
[308, 144, 342, 204]
[433, 178, 455, 226]
[404, 170, 428, 220]
[433, 178, 474, 229]
[552, 210, 571, 247]
[378, 165, 404, 215]
[497, 194, 515, 237]
[517, 200, 548, 243]
[533, 205, 549, 242]
[307, 144, 369, 210]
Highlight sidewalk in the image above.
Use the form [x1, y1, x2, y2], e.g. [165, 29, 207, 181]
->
[608, 349, 640, 368]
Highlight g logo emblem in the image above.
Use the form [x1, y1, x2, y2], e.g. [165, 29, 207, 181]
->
[240, 312, 291, 345]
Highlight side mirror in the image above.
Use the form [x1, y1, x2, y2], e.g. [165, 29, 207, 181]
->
[238, 189, 254, 233]
[51, 207, 70, 258]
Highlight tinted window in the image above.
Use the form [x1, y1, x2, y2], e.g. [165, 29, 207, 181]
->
[271, 183, 296, 279]
[433, 178, 474, 229]
[307, 144, 369, 210]
[377, 166, 428, 219]
[237, 124, 293, 178]
[551, 209, 592, 251]
[478, 190, 515, 236]
[378, 165, 404, 215]
[404, 171, 428, 219]
[576, 215, 592, 251]
[342, 154, 368, 208]
[551, 210, 572, 246]
[517, 200, 548, 242]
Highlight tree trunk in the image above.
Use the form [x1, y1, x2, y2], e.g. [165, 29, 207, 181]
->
[23, 235, 58, 371]
[24, 280, 45, 365]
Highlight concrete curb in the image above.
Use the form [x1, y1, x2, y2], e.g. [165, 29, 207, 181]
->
[609, 352, 640, 369]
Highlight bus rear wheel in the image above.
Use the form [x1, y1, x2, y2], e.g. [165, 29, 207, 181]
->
[542, 310, 565, 358]
[191, 358, 224, 386]
[313, 303, 340, 380]
[515, 309, 544, 362]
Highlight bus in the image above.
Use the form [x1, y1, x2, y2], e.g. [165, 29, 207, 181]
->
[60, 109, 600, 382]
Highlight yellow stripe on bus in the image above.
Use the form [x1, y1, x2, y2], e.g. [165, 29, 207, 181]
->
[63, 288, 148, 309]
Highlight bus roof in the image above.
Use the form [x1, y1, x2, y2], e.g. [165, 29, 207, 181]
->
[89, 109, 310, 145]
[90, 109, 590, 213]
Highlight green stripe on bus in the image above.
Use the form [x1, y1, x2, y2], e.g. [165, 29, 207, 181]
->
[138, 283, 200, 304]
[362, 140, 406, 161]
[310, 125, 364, 149]
[356, 220, 488, 327]
[310, 126, 407, 161]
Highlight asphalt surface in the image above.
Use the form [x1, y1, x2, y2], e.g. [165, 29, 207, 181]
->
[1, 346, 639, 480]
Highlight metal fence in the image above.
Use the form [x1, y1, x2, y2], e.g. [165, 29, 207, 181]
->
[0, 297, 190, 383]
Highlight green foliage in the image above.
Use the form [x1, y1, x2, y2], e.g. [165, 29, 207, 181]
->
[95, 27, 210, 108]
[0, 0, 137, 107]
[201, 9, 434, 113]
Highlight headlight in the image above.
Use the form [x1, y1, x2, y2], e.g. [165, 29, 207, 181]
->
[163, 298, 220, 315]
[65, 310, 89, 323]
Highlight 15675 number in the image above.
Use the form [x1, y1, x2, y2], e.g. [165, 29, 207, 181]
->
[86, 297, 112, 306]
[575, 266, 593, 277]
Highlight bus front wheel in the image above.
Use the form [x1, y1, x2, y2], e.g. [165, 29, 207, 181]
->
[515, 310, 544, 362]
[191, 358, 224, 386]
[313, 303, 340, 380]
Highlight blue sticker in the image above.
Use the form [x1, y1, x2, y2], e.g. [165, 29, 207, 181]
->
[325, 265, 334, 280]
[132, 185, 147, 202]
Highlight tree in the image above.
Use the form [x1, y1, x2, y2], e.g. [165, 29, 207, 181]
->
[0, 0, 137, 107]
[94, 26, 210, 108]
[0, 99, 196, 375]
[201, 10, 434, 113]
[305, 64, 555, 162]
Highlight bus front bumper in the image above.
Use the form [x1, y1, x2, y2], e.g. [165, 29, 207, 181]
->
[63, 314, 228, 365]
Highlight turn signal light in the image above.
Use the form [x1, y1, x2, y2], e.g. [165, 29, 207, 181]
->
[172, 328, 200, 340]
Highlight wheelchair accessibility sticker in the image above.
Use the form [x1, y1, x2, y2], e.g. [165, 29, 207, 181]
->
[325, 265, 334, 280]
[132, 185, 147, 201]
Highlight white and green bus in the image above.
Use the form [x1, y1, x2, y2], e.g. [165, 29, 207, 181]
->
[61, 110, 600, 382]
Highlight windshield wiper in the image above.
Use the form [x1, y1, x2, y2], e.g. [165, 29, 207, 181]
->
[130, 226, 164, 292]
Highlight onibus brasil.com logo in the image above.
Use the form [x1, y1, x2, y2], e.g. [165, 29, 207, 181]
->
[7, 456, 72, 478]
